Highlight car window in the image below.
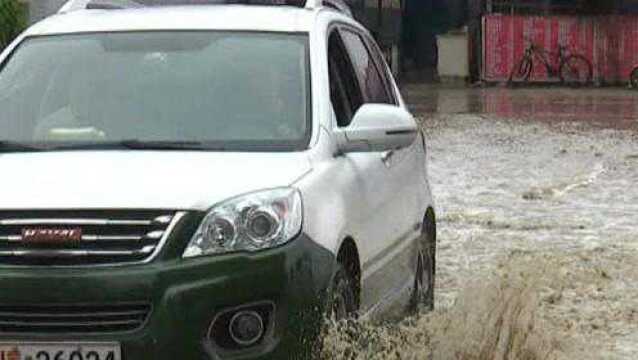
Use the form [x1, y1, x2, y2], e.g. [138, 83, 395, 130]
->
[0, 31, 311, 151]
[328, 30, 363, 128]
[340, 29, 393, 105]
[362, 34, 398, 105]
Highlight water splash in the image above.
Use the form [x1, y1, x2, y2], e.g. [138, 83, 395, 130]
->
[321, 256, 574, 360]
[522, 163, 606, 200]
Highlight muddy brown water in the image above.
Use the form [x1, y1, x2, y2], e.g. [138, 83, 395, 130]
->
[322, 86, 638, 359]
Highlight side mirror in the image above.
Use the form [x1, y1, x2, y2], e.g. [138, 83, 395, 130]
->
[336, 104, 418, 153]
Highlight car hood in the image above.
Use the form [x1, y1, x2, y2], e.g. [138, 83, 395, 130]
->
[0, 151, 312, 211]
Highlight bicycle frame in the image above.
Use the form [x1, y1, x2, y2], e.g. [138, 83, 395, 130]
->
[525, 43, 569, 77]
[510, 40, 592, 85]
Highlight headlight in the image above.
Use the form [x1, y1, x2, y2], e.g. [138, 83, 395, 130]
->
[183, 188, 303, 258]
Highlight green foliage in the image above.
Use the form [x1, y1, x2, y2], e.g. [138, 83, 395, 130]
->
[0, 0, 27, 50]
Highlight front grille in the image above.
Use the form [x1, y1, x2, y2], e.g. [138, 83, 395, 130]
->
[0, 210, 185, 266]
[0, 303, 151, 333]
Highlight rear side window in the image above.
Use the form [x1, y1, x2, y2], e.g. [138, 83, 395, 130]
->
[328, 31, 364, 127]
[364, 35, 398, 104]
[340, 29, 393, 105]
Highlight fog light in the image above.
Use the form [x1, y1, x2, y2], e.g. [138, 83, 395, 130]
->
[229, 311, 264, 347]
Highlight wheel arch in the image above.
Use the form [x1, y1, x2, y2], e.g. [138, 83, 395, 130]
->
[424, 207, 437, 238]
[336, 236, 362, 310]
[424, 207, 437, 281]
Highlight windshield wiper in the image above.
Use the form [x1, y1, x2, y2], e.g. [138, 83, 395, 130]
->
[34, 140, 218, 151]
[0, 140, 226, 152]
[116, 140, 223, 151]
[0, 141, 48, 152]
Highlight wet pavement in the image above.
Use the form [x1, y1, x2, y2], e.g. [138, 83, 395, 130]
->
[410, 85, 638, 359]
[408, 85, 638, 130]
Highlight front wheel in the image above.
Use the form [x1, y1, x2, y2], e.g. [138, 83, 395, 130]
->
[409, 213, 436, 313]
[329, 265, 357, 322]
[559, 55, 592, 86]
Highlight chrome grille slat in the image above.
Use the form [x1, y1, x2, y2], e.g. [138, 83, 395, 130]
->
[0, 319, 142, 327]
[0, 211, 186, 266]
[0, 304, 151, 333]
[0, 245, 156, 257]
[0, 310, 147, 318]
[0, 232, 164, 242]
[78, 235, 145, 242]
[0, 219, 154, 226]
[145, 230, 165, 239]
[153, 215, 173, 224]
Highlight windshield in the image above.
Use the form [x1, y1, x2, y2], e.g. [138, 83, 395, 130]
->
[0, 31, 311, 151]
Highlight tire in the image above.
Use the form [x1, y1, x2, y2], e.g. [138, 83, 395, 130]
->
[330, 264, 357, 322]
[559, 55, 592, 86]
[508, 57, 533, 85]
[630, 68, 638, 89]
[409, 212, 436, 313]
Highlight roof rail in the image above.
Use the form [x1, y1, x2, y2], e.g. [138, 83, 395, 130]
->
[58, 0, 143, 13]
[58, 0, 352, 15]
[305, 0, 352, 17]
[58, 0, 88, 13]
[87, 0, 144, 9]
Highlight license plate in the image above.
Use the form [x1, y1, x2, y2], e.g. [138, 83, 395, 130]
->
[0, 343, 120, 360]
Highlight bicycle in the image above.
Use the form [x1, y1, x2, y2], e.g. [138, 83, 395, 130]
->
[508, 40, 593, 86]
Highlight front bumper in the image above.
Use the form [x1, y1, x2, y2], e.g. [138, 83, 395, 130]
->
[0, 233, 336, 360]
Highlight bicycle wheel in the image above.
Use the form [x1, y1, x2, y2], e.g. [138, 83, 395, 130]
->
[508, 57, 533, 84]
[559, 55, 592, 86]
[630, 68, 638, 89]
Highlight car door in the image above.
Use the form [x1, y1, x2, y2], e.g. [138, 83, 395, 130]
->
[329, 26, 423, 314]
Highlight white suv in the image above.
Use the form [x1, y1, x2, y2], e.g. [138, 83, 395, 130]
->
[0, 1, 436, 359]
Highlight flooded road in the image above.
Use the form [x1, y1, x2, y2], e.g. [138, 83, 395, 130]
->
[323, 86, 638, 359]
[410, 86, 638, 130]
[422, 86, 638, 359]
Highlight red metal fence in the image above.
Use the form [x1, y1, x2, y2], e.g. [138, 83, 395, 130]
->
[482, 14, 638, 84]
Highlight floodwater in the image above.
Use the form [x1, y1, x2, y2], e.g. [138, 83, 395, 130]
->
[322, 86, 638, 359]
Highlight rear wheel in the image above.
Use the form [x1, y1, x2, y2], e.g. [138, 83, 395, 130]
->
[630, 68, 638, 89]
[508, 57, 533, 84]
[410, 212, 436, 313]
[559, 55, 592, 86]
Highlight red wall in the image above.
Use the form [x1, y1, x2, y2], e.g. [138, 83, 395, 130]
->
[482, 14, 638, 84]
